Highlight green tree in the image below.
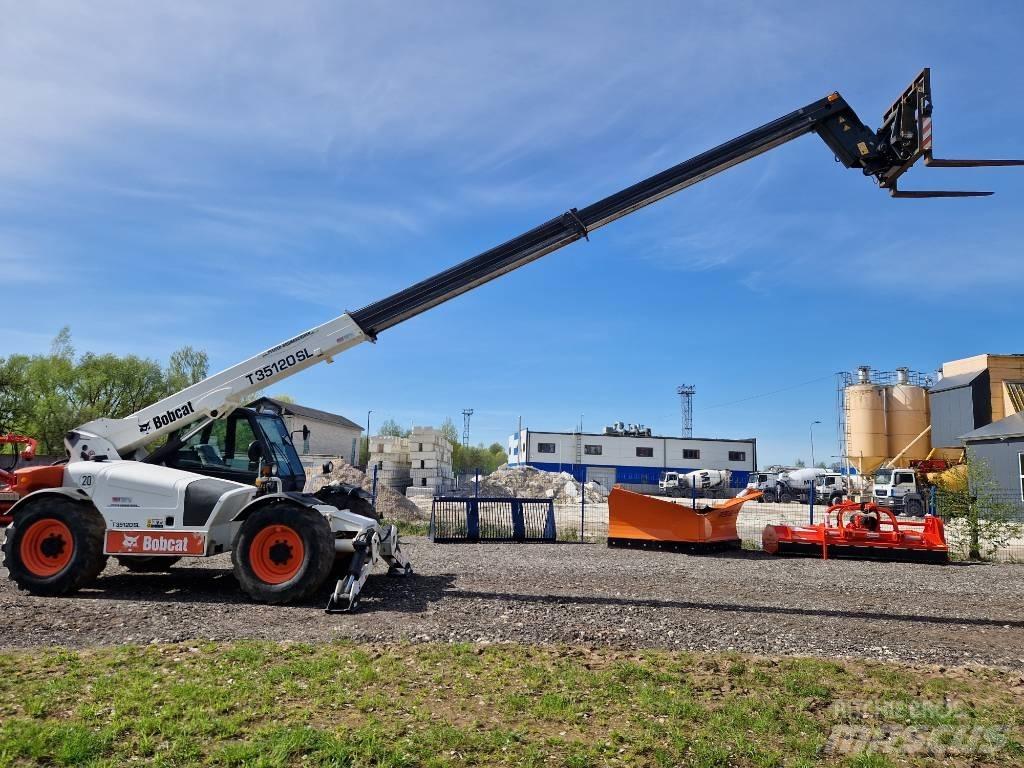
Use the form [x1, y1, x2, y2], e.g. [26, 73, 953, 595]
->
[794, 458, 806, 468]
[0, 328, 211, 455]
[166, 346, 209, 393]
[377, 418, 410, 438]
[936, 456, 1022, 560]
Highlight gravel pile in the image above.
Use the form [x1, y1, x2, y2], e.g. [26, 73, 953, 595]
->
[465, 466, 609, 505]
[3, 538, 1023, 668]
[305, 462, 425, 522]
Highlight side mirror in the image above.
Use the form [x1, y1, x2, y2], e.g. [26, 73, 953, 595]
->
[247, 441, 263, 464]
[322, 460, 334, 475]
[302, 425, 311, 441]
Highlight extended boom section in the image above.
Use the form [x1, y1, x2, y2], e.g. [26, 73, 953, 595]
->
[2, 69, 1014, 614]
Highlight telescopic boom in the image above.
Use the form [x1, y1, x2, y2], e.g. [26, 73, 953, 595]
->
[66, 69, 1021, 462]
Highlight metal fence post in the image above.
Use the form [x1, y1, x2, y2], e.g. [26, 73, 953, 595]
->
[580, 474, 585, 541]
[929, 485, 937, 516]
[809, 479, 815, 525]
[691, 481, 697, 508]
[371, 465, 379, 506]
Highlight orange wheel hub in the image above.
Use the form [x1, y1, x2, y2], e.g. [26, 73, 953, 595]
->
[249, 525, 305, 584]
[20, 519, 74, 577]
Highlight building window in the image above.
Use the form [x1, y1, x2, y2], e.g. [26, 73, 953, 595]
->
[728, 451, 746, 462]
[683, 449, 700, 460]
[584, 444, 602, 456]
[635, 447, 654, 458]
[537, 442, 556, 454]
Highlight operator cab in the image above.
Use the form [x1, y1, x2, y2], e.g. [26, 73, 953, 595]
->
[163, 408, 307, 491]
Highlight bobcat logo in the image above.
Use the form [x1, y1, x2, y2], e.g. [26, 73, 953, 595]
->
[138, 421, 152, 435]
[122, 535, 139, 550]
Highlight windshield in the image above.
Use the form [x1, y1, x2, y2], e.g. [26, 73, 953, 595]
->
[662, 472, 677, 481]
[874, 469, 893, 485]
[256, 414, 305, 479]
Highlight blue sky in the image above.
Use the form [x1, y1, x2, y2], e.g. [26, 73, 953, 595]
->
[3, 1, 1022, 466]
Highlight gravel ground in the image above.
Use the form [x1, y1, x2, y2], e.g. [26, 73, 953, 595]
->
[3, 537, 1023, 668]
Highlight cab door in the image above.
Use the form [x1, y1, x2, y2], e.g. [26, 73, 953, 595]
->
[165, 413, 261, 486]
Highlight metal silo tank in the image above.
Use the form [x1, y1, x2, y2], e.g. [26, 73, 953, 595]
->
[845, 367, 888, 475]
[886, 368, 931, 464]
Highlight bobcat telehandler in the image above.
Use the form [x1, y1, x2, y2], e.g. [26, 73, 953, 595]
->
[3, 69, 1019, 611]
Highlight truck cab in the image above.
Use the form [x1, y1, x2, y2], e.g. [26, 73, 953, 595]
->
[815, 473, 847, 504]
[659, 471, 683, 495]
[872, 467, 926, 516]
[163, 407, 307, 492]
[746, 471, 777, 502]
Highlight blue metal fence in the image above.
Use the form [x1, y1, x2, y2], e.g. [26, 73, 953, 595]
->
[430, 497, 557, 543]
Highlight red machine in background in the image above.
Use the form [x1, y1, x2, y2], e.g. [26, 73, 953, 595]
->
[762, 500, 948, 564]
[0, 434, 39, 524]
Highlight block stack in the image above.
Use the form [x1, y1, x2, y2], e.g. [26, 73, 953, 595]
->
[407, 426, 455, 497]
[368, 435, 411, 491]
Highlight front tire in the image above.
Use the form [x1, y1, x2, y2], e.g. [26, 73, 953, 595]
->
[3, 497, 107, 596]
[232, 504, 335, 604]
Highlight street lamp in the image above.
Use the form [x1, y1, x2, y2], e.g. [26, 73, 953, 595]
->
[809, 420, 821, 467]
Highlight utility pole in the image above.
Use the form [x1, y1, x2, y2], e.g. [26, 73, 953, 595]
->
[810, 419, 821, 467]
[462, 408, 474, 449]
[677, 385, 695, 438]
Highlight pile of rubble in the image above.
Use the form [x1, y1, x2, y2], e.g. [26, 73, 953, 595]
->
[304, 461, 426, 522]
[463, 465, 610, 505]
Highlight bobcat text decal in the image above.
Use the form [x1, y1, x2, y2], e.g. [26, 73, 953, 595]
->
[105, 530, 206, 556]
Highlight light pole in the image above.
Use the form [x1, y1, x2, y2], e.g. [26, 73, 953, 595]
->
[809, 420, 821, 467]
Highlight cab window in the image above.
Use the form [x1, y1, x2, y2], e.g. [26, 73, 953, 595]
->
[171, 416, 258, 473]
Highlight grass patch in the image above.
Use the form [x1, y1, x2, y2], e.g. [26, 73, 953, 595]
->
[0, 643, 1020, 767]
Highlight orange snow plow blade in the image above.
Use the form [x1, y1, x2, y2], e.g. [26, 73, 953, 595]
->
[608, 486, 761, 552]
[762, 501, 948, 563]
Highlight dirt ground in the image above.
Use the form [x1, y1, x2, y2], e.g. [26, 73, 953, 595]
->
[3, 536, 1023, 668]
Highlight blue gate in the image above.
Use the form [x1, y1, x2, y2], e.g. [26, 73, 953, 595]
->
[430, 497, 557, 542]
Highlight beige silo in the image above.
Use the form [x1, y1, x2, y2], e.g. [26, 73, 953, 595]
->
[886, 368, 931, 465]
[845, 367, 888, 476]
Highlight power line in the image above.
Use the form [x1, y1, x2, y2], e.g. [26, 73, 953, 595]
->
[704, 374, 833, 410]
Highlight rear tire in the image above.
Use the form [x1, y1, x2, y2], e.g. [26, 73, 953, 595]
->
[232, 504, 335, 604]
[904, 497, 925, 518]
[3, 497, 107, 596]
[778, 491, 794, 504]
[116, 556, 181, 572]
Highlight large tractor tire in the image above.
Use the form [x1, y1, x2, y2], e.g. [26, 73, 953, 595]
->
[232, 504, 335, 604]
[116, 556, 181, 572]
[3, 497, 107, 596]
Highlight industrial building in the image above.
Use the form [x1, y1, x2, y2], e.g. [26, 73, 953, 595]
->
[841, 355, 1024, 499]
[507, 424, 756, 492]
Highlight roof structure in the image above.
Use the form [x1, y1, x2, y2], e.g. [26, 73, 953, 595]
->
[931, 369, 986, 393]
[247, 397, 363, 431]
[960, 412, 1024, 441]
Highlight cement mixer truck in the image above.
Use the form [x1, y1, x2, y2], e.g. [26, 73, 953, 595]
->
[770, 467, 828, 503]
[659, 469, 732, 498]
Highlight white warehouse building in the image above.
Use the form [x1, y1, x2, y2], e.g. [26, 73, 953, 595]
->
[507, 426, 757, 492]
